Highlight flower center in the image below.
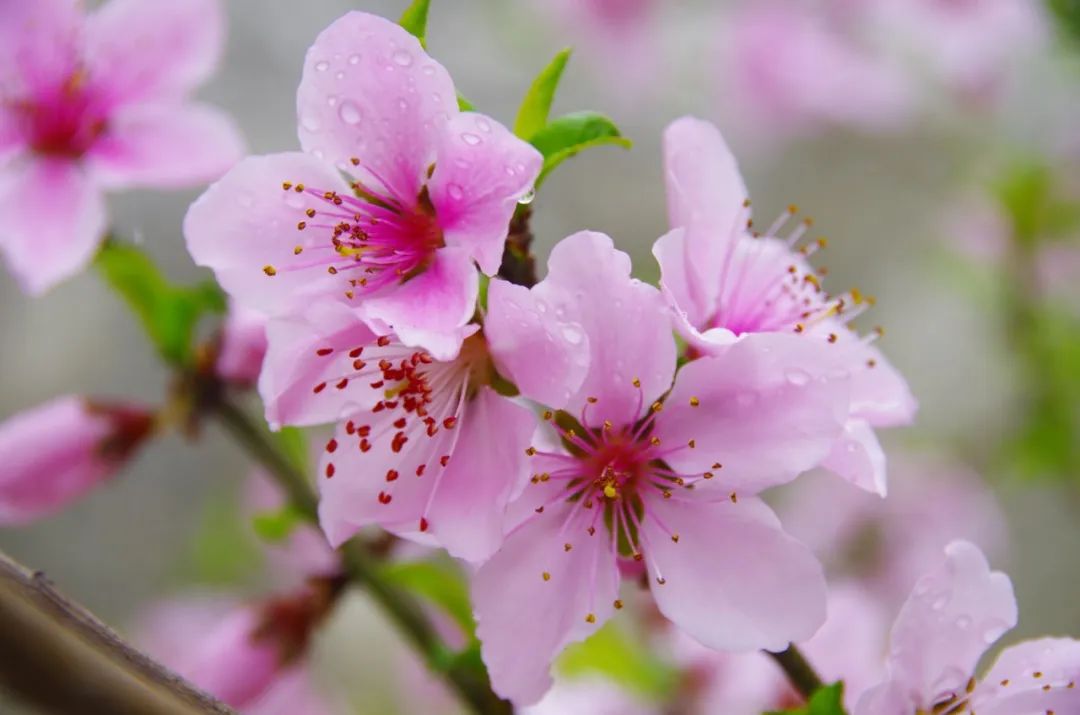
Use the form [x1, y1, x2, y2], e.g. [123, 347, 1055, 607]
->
[10, 69, 106, 158]
[268, 161, 444, 300]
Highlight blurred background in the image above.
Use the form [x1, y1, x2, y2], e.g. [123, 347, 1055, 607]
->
[2, 0, 1079, 712]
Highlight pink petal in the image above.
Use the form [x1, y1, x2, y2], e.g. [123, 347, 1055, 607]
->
[184, 152, 351, 315]
[85, 0, 225, 105]
[820, 418, 888, 496]
[488, 231, 675, 425]
[85, 103, 244, 188]
[295, 11, 457, 202]
[853, 681, 911, 715]
[216, 302, 268, 387]
[664, 116, 748, 232]
[424, 389, 536, 562]
[258, 302, 379, 430]
[247, 668, 339, 715]
[484, 278, 591, 410]
[474, 501, 618, 705]
[885, 540, 1016, 709]
[652, 227, 715, 338]
[642, 495, 826, 652]
[0, 157, 106, 294]
[428, 112, 542, 274]
[848, 343, 918, 427]
[359, 247, 478, 361]
[973, 638, 1080, 715]
[0, 0, 82, 95]
[655, 333, 850, 494]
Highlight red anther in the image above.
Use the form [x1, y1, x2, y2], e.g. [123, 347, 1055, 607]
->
[349, 347, 364, 358]
[353, 359, 366, 370]
[370, 380, 385, 389]
[345, 421, 356, 434]
[360, 439, 372, 452]
[357, 425, 371, 437]
[316, 347, 333, 357]
[419, 517, 429, 532]
[393, 418, 407, 429]
[313, 382, 327, 394]
[416, 464, 426, 477]
[325, 462, 336, 478]
[442, 417, 457, 429]
[372, 402, 386, 413]
[378, 359, 393, 371]
[378, 491, 392, 504]
[377, 336, 392, 347]
[440, 455, 450, 467]
[385, 469, 399, 482]
[391, 432, 408, 453]
[335, 379, 349, 390]
[325, 438, 338, 453]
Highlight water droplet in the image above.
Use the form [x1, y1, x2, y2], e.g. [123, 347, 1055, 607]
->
[312, 149, 324, 160]
[536, 300, 548, 314]
[397, 98, 409, 112]
[348, 54, 361, 65]
[476, 117, 492, 133]
[338, 100, 362, 125]
[554, 307, 566, 319]
[447, 183, 464, 200]
[461, 132, 482, 146]
[955, 615, 972, 630]
[327, 95, 338, 107]
[454, 157, 471, 170]
[432, 92, 442, 104]
[334, 71, 345, 81]
[561, 325, 584, 345]
[785, 368, 810, 386]
[517, 188, 536, 205]
[931, 595, 949, 611]
[314, 60, 330, 72]
[421, 65, 437, 76]
[392, 49, 414, 66]
[300, 112, 321, 132]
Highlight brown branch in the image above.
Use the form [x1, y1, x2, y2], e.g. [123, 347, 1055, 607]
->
[0, 549, 233, 715]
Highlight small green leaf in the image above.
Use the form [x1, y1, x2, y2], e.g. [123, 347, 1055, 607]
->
[513, 48, 572, 140]
[558, 622, 679, 700]
[380, 559, 476, 638]
[529, 111, 632, 187]
[398, 0, 431, 48]
[95, 241, 225, 366]
[457, 93, 476, 112]
[274, 427, 310, 472]
[767, 682, 845, 715]
[251, 504, 306, 543]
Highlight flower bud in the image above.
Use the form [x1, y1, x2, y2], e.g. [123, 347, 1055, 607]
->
[0, 396, 154, 525]
[216, 303, 268, 386]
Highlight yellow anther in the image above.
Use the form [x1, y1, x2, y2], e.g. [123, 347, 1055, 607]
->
[263, 265, 277, 276]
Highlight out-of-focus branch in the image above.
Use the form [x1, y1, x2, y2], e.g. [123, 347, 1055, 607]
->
[497, 205, 538, 287]
[767, 645, 827, 702]
[210, 395, 511, 715]
[0, 550, 232, 715]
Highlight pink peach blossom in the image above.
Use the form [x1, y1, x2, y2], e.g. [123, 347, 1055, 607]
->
[0, 395, 153, 525]
[856, 541, 1080, 715]
[256, 300, 535, 563]
[474, 231, 851, 705]
[185, 12, 542, 361]
[654, 116, 916, 495]
[523, 677, 657, 715]
[217, 303, 269, 387]
[0, 0, 243, 294]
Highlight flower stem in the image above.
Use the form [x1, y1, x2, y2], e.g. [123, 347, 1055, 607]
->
[767, 644, 826, 701]
[210, 395, 511, 715]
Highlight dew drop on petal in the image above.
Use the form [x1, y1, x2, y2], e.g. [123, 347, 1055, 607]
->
[517, 188, 536, 205]
[785, 368, 811, 386]
[476, 117, 492, 133]
[561, 325, 584, 345]
[314, 60, 330, 72]
[392, 49, 414, 66]
[421, 65, 437, 76]
[300, 112, 321, 133]
[447, 183, 464, 200]
[348, 54, 361, 65]
[461, 132, 482, 146]
[955, 615, 972, 630]
[335, 71, 345, 81]
[338, 100, 362, 125]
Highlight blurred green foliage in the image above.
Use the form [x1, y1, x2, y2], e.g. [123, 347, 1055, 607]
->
[398, 0, 430, 48]
[380, 558, 476, 638]
[558, 622, 680, 701]
[1048, 0, 1080, 44]
[767, 682, 845, 715]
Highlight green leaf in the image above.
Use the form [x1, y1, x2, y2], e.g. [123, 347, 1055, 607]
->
[1048, 0, 1080, 45]
[251, 504, 305, 543]
[529, 111, 632, 187]
[513, 48, 572, 140]
[95, 241, 225, 366]
[186, 491, 262, 585]
[767, 682, 845, 715]
[558, 622, 679, 700]
[457, 93, 476, 112]
[380, 559, 476, 638]
[274, 427, 310, 473]
[398, 0, 431, 48]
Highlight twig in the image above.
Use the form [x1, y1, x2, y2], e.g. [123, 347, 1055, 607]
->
[210, 395, 511, 715]
[767, 644, 826, 701]
[0, 550, 232, 715]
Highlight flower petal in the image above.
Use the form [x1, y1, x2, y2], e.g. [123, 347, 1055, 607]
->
[642, 495, 826, 652]
[474, 501, 618, 705]
[485, 278, 591, 410]
[184, 152, 351, 315]
[652, 226, 715, 338]
[820, 418, 888, 496]
[885, 540, 1016, 709]
[360, 247, 478, 361]
[847, 343, 918, 427]
[664, 116, 748, 232]
[0, 0, 81, 94]
[428, 112, 542, 274]
[85, 0, 225, 105]
[296, 11, 457, 202]
[258, 302, 379, 430]
[86, 103, 243, 189]
[0, 157, 105, 294]
[655, 333, 850, 494]
[973, 638, 1080, 715]
[425, 388, 536, 562]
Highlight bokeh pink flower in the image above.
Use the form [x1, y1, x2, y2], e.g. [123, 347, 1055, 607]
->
[0, 0, 243, 294]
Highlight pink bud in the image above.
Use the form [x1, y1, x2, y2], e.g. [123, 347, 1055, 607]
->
[184, 607, 283, 708]
[216, 303, 268, 386]
[0, 396, 154, 525]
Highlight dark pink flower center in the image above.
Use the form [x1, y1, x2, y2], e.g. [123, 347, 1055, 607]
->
[8, 70, 107, 158]
[268, 164, 444, 300]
